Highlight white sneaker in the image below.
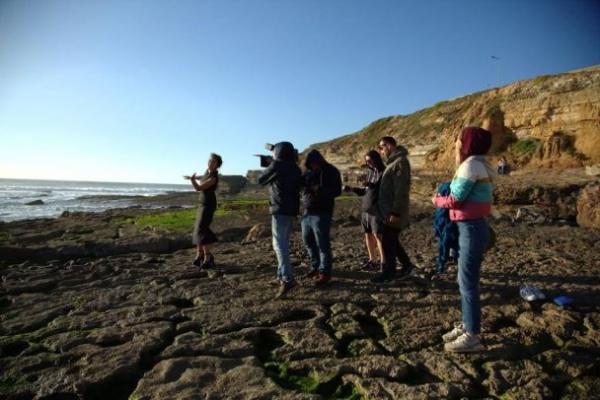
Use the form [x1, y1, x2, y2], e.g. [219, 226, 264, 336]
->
[444, 333, 484, 353]
[442, 322, 465, 343]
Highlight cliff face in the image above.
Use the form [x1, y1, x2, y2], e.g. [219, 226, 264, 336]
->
[304, 65, 600, 173]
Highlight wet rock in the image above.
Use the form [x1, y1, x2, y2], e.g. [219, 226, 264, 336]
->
[561, 376, 600, 400]
[160, 329, 256, 360]
[130, 356, 302, 400]
[330, 302, 366, 316]
[25, 199, 44, 205]
[401, 349, 476, 396]
[585, 164, 600, 176]
[289, 355, 409, 382]
[481, 359, 555, 398]
[576, 182, 600, 228]
[4, 277, 58, 295]
[374, 303, 458, 353]
[344, 374, 465, 400]
[583, 312, 600, 332]
[242, 223, 270, 243]
[515, 206, 547, 224]
[0, 198, 599, 398]
[490, 209, 508, 221]
[274, 320, 338, 360]
[535, 349, 598, 378]
[516, 305, 582, 345]
[328, 312, 363, 340]
[348, 338, 384, 356]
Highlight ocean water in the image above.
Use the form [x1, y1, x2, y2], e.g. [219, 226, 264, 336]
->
[0, 178, 189, 222]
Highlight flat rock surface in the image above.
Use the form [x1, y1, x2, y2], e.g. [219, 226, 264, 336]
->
[1, 207, 599, 399]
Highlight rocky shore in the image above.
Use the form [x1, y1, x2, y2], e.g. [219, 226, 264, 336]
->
[1, 170, 599, 399]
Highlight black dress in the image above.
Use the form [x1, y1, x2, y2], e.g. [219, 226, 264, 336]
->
[192, 170, 219, 245]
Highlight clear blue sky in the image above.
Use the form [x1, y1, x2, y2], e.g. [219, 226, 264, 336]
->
[1, 0, 598, 183]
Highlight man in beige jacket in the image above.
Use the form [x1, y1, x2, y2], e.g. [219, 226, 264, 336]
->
[372, 136, 415, 283]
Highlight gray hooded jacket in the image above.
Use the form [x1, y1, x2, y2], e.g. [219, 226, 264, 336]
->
[378, 146, 411, 230]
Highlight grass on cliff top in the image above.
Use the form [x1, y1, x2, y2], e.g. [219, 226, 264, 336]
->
[511, 138, 542, 156]
[117, 197, 268, 233]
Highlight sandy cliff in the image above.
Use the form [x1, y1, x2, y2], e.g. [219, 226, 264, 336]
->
[305, 65, 600, 173]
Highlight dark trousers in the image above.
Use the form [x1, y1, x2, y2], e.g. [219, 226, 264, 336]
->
[381, 224, 412, 274]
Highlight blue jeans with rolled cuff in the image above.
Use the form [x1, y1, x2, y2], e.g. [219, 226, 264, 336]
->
[272, 214, 295, 283]
[457, 218, 490, 335]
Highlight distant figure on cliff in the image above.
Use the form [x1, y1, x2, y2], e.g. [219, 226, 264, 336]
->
[301, 149, 342, 285]
[372, 136, 415, 283]
[343, 150, 386, 271]
[497, 156, 509, 175]
[257, 142, 302, 298]
[432, 127, 494, 353]
[185, 153, 222, 269]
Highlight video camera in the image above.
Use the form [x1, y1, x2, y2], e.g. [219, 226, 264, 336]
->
[254, 143, 275, 168]
[254, 143, 299, 167]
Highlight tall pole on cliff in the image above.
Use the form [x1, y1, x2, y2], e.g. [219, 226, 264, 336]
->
[491, 55, 501, 88]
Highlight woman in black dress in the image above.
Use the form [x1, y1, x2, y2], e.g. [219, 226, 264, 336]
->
[185, 153, 222, 268]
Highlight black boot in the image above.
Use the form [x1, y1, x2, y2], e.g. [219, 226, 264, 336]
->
[193, 256, 204, 268]
[202, 253, 215, 269]
[370, 271, 395, 283]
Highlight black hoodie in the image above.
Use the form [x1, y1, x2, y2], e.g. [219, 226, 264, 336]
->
[302, 149, 342, 214]
[352, 150, 385, 215]
[257, 142, 302, 216]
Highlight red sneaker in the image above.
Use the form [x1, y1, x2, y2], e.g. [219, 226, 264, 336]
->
[304, 269, 319, 279]
[316, 273, 331, 285]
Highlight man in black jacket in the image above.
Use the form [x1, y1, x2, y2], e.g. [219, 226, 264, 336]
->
[301, 149, 342, 284]
[258, 142, 302, 298]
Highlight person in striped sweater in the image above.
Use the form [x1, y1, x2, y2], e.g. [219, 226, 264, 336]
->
[432, 126, 495, 353]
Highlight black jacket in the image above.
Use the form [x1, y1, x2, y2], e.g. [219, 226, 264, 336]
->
[302, 150, 342, 215]
[352, 167, 382, 215]
[258, 142, 302, 216]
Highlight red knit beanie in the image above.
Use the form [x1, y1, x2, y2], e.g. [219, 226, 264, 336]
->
[460, 127, 492, 162]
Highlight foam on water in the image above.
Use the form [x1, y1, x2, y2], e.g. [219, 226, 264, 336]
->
[0, 178, 189, 222]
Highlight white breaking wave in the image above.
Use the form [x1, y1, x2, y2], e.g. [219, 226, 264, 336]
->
[0, 178, 190, 222]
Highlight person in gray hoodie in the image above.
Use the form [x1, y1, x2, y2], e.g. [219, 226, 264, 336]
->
[372, 136, 415, 283]
[258, 142, 302, 298]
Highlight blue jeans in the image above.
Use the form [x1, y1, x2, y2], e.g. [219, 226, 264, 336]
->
[272, 214, 295, 282]
[457, 219, 490, 335]
[301, 213, 333, 276]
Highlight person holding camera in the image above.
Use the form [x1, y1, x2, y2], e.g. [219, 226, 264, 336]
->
[257, 142, 302, 298]
[301, 149, 342, 284]
[185, 153, 222, 269]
